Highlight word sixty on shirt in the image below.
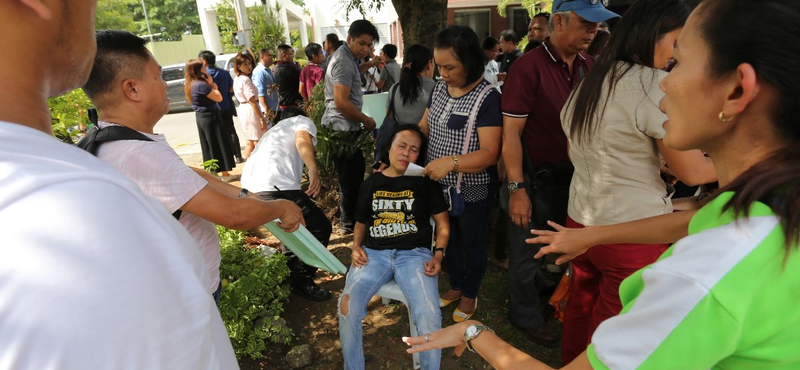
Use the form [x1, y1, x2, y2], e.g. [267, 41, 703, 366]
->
[370, 190, 419, 238]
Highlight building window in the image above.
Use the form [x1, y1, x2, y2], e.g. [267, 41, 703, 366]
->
[508, 7, 531, 41]
[454, 9, 491, 39]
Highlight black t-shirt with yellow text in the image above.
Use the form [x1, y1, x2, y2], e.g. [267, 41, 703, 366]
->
[355, 173, 447, 250]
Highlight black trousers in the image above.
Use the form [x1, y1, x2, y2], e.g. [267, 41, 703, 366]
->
[220, 108, 242, 159]
[504, 166, 571, 328]
[257, 190, 332, 283]
[502, 178, 547, 328]
[332, 150, 365, 229]
[195, 110, 234, 172]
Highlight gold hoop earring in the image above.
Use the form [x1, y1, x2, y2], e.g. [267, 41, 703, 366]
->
[718, 111, 734, 122]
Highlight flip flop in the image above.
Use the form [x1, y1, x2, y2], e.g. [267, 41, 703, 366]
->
[452, 298, 478, 323]
[439, 296, 461, 308]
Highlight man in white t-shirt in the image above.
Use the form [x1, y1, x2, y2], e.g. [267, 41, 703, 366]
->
[81, 30, 305, 301]
[0, 1, 237, 368]
[241, 107, 332, 301]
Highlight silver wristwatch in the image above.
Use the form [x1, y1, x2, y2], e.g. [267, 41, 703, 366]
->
[507, 181, 526, 192]
[464, 324, 494, 353]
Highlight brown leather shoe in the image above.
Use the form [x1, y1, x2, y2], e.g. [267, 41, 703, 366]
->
[515, 323, 560, 348]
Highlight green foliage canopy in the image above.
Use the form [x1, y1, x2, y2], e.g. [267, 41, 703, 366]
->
[95, 0, 201, 41]
[497, 0, 552, 18]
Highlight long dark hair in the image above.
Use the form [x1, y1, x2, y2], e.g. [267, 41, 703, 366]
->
[586, 29, 611, 57]
[434, 26, 485, 88]
[698, 0, 800, 251]
[398, 44, 433, 105]
[565, 0, 691, 143]
[184, 59, 206, 103]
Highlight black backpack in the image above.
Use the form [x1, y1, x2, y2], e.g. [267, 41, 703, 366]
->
[76, 110, 182, 220]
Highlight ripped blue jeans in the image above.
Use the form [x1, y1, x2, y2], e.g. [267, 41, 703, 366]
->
[338, 247, 442, 370]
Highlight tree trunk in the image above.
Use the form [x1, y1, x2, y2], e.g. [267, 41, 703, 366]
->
[392, 0, 448, 48]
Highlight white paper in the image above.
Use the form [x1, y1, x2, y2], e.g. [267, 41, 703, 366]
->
[404, 163, 424, 177]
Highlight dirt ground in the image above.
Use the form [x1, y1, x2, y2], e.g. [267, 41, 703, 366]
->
[181, 154, 563, 370]
[238, 230, 564, 370]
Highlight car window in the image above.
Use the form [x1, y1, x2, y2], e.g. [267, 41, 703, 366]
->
[161, 67, 184, 82]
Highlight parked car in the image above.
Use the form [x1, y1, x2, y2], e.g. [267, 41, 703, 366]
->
[215, 53, 239, 79]
[161, 63, 191, 112]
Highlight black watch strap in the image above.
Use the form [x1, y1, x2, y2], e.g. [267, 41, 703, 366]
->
[434, 247, 446, 256]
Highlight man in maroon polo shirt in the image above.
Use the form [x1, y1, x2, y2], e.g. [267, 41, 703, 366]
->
[500, 0, 618, 347]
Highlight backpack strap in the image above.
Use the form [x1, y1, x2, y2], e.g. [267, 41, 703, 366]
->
[76, 123, 182, 221]
[77, 124, 155, 155]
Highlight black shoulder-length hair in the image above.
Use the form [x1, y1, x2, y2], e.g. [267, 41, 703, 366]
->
[434, 25, 486, 88]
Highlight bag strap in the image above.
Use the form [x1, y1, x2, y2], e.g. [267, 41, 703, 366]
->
[387, 83, 400, 119]
[455, 83, 495, 190]
[77, 124, 155, 155]
[76, 123, 182, 221]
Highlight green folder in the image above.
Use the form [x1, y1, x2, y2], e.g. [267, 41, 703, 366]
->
[264, 220, 348, 275]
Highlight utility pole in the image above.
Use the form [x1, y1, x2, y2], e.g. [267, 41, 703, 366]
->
[232, 0, 252, 49]
[140, 0, 153, 40]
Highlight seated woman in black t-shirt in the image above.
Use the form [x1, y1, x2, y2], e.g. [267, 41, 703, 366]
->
[338, 124, 449, 370]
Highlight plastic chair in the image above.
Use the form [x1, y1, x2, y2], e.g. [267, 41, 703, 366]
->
[375, 279, 421, 369]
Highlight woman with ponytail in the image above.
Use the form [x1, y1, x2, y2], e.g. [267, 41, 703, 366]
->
[388, 44, 436, 126]
[374, 44, 435, 169]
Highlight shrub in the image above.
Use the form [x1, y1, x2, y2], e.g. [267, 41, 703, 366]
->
[217, 226, 293, 360]
[47, 88, 93, 143]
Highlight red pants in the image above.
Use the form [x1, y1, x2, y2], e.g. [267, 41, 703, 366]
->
[561, 217, 668, 364]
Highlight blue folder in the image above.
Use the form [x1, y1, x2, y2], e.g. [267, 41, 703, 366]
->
[264, 220, 348, 275]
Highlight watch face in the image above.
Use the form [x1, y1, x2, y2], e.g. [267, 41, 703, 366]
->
[466, 325, 479, 338]
[507, 182, 518, 191]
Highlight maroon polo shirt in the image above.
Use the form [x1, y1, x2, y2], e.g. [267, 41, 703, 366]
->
[501, 38, 594, 168]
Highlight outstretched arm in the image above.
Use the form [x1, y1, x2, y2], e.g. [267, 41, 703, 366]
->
[531, 210, 696, 265]
[403, 321, 593, 370]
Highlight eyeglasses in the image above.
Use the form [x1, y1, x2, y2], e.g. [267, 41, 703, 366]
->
[555, 0, 609, 11]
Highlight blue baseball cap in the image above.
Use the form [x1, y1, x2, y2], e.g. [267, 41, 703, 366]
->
[552, 0, 620, 23]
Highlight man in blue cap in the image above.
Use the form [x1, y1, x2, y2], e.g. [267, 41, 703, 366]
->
[500, 0, 618, 349]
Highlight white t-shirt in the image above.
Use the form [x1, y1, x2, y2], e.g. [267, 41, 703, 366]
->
[96, 122, 221, 293]
[484, 60, 503, 91]
[561, 63, 673, 226]
[0, 121, 237, 369]
[363, 66, 381, 93]
[241, 116, 317, 192]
